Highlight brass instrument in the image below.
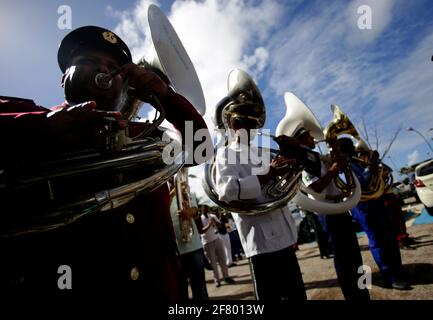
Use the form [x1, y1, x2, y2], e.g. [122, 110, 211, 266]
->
[327, 105, 386, 202]
[278, 93, 361, 215]
[0, 4, 205, 238]
[203, 69, 304, 215]
[351, 155, 389, 202]
[174, 167, 195, 243]
[323, 105, 358, 196]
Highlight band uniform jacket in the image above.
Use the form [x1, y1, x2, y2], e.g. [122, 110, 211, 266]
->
[0, 91, 209, 298]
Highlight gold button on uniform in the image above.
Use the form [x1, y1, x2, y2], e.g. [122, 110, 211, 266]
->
[126, 213, 135, 224]
[130, 267, 140, 281]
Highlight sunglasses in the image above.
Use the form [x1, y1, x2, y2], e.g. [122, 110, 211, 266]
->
[230, 117, 260, 129]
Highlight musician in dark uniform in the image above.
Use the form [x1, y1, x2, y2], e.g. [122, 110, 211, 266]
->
[339, 138, 410, 291]
[296, 128, 370, 300]
[0, 26, 211, 299]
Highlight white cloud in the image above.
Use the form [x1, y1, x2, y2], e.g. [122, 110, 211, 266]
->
[265, 1, 390, 124]
[109, 0, 282, 128]
[108, 0, 432, 194]
[349, 28, 433, 166]
[109, 0, 283, 200]
[374, 31, 433, 135]
[264, 0, 432, 168]
[407, 150, 420, 166]
[242, 47, 270, 79]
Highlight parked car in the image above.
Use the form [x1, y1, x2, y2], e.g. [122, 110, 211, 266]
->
[414, 159, 433, 216]
[393, 174, 419, 206]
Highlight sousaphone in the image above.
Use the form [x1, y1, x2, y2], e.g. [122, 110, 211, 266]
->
[0, 4, 205, 238]
[277, 93, 361, 215]
[202, 69, 305, 215]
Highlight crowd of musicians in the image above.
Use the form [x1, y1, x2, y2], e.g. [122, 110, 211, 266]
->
[0, 19, 418, 301]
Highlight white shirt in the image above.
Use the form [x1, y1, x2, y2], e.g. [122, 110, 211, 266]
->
[227, 217, 237, 232]
[302, 158, 342, 199]
[200, 213, 220, 245]
[215, 141, 298, 258]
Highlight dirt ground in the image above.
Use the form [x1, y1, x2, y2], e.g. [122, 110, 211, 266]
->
[203, 215, 433, 300]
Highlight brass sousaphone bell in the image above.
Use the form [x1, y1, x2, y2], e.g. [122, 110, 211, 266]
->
[0, 4, 206, 238]
[327, 104, 388, 202]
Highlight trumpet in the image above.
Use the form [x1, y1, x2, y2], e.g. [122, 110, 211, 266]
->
[174, 168, 195, 243]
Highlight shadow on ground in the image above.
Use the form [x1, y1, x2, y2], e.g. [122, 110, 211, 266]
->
[210, 291, 255, 300]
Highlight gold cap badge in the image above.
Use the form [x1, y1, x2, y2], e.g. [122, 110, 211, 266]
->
[102, 31, 117, 44]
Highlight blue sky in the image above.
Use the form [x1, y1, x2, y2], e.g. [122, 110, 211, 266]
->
[1, 0, 433, 189]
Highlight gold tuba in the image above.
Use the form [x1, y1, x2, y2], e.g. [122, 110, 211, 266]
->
[203, 69, 304, 215]
[327, 105, 386, 202]
[0, 4, 205, 238]
[323, 104, 359, 196]
[352, 152, 388, 202]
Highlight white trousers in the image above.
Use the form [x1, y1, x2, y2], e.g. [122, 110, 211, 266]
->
[220, 233, 233, 265]
[203, 237, 229, 283]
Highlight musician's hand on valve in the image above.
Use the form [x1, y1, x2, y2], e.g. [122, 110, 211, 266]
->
[45, 101, 127, 150]
[271, 156, 296, 171]
[259, 156, 296, 185]
[178, 207, 198, 220]
[120, 63, 169, 103]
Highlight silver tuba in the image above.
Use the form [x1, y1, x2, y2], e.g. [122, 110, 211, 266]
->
[278, 94, 361, 215]
[203, 69, 304, 215]
[0, 4, 205, 238]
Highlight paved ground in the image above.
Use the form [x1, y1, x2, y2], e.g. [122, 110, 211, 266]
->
[203, 206, 433, 300]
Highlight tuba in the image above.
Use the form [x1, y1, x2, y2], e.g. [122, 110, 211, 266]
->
[121, 4, 206, 121]
[327, 105, 386, 202]
[203, 70, 305, 215]
[352, 148, 389, 202]
[277, 93, 361, 215]
[323, 104, 359, 196]
[0, 4, 205, 238]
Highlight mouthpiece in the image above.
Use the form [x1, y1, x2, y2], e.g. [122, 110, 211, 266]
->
[95, 68, 121, 89]
[257, 132, 277, 139]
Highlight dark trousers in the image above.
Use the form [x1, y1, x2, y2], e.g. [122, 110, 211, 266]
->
[250, 246, 307, 301]
[383, 193, 409, 246]
[179, 248, 209, 301]
[351, 200, 405, 285]
[229, 230, 243, 260]
[319, 212, 370, 300]
[314, 213, 333, 258]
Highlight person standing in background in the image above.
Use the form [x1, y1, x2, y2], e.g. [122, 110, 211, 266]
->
[199, 205, 235, 288]
[169, 180, 209, 300]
